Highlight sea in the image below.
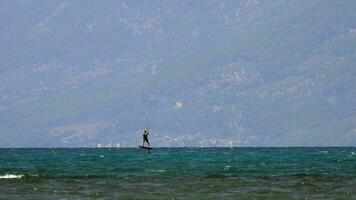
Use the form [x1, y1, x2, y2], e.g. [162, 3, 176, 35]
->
[0, 147, 355, 199]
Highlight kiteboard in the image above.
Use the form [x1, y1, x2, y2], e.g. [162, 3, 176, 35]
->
[139, 145, 153, 150]
[139, 145, 152, 153]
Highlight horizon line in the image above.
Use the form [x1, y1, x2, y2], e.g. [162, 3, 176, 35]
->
[0, 146, 355, 149]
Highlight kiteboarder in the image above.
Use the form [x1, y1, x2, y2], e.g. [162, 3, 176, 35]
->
[142, 129, 150, 147]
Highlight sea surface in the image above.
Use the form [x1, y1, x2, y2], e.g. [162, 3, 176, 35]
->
[0, 147, 355, 199]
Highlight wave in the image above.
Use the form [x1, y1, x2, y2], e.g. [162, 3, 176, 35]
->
[150, 169, 166, 173]
[0, 174, 25, 179]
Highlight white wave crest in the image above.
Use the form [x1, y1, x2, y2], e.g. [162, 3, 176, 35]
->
[150, 169, 165, 173]
[0, 174, 25, 179]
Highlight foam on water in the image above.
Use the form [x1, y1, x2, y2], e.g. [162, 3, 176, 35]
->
[150, 169, 166, 173]
[0, 174, 24, 179]
[223, 165, 231, 170]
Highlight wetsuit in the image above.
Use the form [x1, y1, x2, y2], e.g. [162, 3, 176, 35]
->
[143, 131, 150, 146]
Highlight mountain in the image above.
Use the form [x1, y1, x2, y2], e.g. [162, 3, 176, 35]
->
[0, 0, 355, 147]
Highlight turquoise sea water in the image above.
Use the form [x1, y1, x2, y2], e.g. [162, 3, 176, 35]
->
[0, 148, 355, 199]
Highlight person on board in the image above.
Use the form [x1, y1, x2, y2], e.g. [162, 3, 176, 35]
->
[142, 129, 150, 147]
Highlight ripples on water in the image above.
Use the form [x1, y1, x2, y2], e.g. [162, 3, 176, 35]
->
[0, 148, 355, 199]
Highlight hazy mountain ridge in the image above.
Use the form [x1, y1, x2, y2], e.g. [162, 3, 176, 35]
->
[0, 0, 355, 147]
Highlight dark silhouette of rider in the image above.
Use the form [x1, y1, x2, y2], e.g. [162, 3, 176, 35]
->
[142, 129, 150, 147]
